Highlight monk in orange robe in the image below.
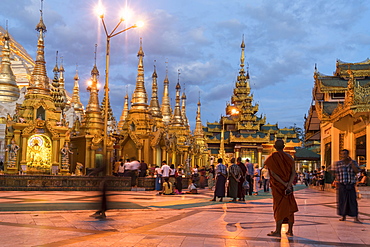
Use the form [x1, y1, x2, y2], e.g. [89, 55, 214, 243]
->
[265, 139, 298, 237]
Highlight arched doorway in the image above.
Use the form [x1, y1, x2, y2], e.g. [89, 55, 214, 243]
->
[26, 134, 52, 174]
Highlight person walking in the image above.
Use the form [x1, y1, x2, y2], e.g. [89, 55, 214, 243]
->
[261, 164, 270, 192]
[236, 157, 247, 201]
[245, 158, 254, 196]
[154, 165, 162, 191]
[253, 164, 261, 195]
[210, 158, 227, 202]
[228, 158, 242, 202]
[334, 149, 361, 223]
[265, 139, 298, 237]
[139, 160, 148, 177]
[207, 165, 215, 190]
[161, 161, 170, 183]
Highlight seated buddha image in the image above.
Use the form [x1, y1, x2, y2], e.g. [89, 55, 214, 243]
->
[27, 136, 50, 169]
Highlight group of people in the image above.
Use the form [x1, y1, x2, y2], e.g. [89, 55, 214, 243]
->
[113, 159, 148, 187]
[210, 140, 298, 237]
[210, 157, 270, 202]
[154, 161, 185, 195]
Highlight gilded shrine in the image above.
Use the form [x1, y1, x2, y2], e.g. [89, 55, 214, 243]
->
[204, 39, 301, 165]
[305, 60, 370, 170]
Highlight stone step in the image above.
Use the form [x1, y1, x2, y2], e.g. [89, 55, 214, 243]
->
[131, 187, 146, 191]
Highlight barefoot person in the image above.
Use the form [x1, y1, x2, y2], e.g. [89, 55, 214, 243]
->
[265, 139, 298, 237]
[334, 149, 361, 223]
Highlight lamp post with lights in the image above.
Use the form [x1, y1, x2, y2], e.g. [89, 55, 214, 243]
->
[96, 6, 143, 174]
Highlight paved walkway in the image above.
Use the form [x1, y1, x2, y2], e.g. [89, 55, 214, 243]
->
[0, 185, 369, 246]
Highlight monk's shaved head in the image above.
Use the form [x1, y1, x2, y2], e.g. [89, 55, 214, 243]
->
[274, 139, 285, 151]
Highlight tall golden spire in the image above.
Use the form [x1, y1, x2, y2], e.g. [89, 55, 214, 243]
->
[58, 56, 67, 110]
[28, 2, 50, 95]
[194, 94, 203, 136]
[161, 61, 172, 124]
[0, 24, 20, 102]
[130, 38, 148, 110]
[51, 51, 63, 109]
[118, 92, 129, 131]
[86, 45, 100, 113]
[170, 69, 183, 126]
[149, 62, 162, 119]
[71, 66, 84, 112]
[181, 83, 189, 129]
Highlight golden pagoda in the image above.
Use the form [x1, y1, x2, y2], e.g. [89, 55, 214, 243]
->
[4, 11, 69, 174]
[70, 46, 107, 172]
[204, 37, 301, 165]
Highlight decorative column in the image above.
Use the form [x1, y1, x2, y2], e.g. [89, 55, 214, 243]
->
[258, 148, 262, 167]
[152, 146, 156, 164]
[161, 146, 166, 162]
[331, 126, 340, 170]
[366, 125, 370, 171]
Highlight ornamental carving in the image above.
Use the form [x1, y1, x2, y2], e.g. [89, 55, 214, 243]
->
[353, 81, 370, 112]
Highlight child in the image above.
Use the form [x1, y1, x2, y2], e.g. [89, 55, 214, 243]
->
[186, 180, 198, 194]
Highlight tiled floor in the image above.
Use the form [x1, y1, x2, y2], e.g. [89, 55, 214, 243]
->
[0, 185, 369, 246]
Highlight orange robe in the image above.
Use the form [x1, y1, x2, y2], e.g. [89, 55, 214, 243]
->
[265, 151, 298, 223]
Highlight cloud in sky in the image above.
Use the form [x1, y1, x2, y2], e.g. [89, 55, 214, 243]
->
[1, 0, 369, 130]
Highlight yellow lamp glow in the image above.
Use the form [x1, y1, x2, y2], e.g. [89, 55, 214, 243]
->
[120, 8, 133, 21]
[135, 21, 144, 28]
[95, 5, 105, 18]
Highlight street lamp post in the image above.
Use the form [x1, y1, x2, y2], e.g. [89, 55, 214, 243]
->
[98, 9, 141, 174]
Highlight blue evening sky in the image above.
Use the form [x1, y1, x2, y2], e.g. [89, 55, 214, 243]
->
[1, 0, 370, 130]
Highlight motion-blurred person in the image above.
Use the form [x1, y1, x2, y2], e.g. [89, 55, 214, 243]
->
[88, 165, 108, 219]
[139, 160, 148, 177]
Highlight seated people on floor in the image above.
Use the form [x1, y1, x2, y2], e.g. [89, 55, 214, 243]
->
[186, 180, 198, 194]
[162, 177, 174, 195]
[357, 171, 368, 186]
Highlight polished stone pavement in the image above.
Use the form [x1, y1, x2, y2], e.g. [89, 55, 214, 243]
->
[0, 185, 369, 247]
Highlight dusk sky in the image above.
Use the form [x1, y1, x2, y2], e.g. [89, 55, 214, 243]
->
[1, 0, 370, 130]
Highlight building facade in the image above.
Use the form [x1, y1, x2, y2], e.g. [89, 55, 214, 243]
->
[305, 60, 370, 170]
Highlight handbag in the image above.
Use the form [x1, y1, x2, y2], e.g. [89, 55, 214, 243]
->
[242, 180, 249, 189]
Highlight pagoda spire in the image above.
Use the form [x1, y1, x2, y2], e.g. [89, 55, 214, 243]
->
[161, 60, 172, 124]
[130, 37, 148, 110]
[0, 23, 20, 102]
[71, 65, 83, 112]
[86, 45, 100, 113]
[181, 83, 189, 129]
[28, 1, 50, 95]
[149, 62, 162, 118]
[58, 56, 67, 111]
[170, 69, 183, 126]
[118, 91, 129, 131]
[51, 51, 63, 109]
[194, 94, 203, 136]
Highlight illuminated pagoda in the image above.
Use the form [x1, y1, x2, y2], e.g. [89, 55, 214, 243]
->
[117, 39, 200, 168]
[305, 60, 370, 171]
[4, 10, 70, 174]
[204, 38, 301, 165]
